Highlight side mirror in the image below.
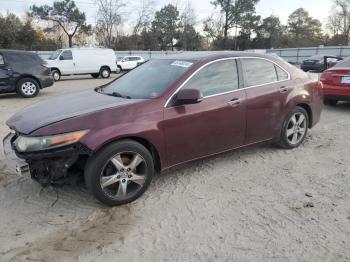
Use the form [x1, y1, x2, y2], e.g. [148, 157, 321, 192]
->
[59, 55, 64, 60]
[175, 89, 203, 106]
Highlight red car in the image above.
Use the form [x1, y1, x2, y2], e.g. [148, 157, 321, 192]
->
[3, 52, 323, 206]
[320, 57, 350, 106]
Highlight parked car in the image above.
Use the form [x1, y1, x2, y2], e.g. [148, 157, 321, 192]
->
[301, 54, 342, 72]
[0, 49, 53, 98]
[3, 52, 323, 206]
[320, 56, 350, 106]
[117, 56, 145, 72]
[47, 48, 117, 81]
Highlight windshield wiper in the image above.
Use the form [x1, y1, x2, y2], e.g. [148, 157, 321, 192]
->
[107, 92, 131, 99]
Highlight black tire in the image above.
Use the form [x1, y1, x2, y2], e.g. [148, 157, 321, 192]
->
[84, 140, 154, 206]
[324, 98, 338, 106]
[116, 66, 122, 74]
[100, 67, 111, 78]
[278, 106, 309, 149]
[16, 78, 40, 98]
[51, 69, 61, 81]
[91, 73, 99, 79]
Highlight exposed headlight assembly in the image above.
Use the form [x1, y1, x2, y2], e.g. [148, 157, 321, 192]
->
[14, 130, 89, 153]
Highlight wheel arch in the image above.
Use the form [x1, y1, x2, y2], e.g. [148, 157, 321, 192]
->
[100, 65, 111, 72]
[50, 67, 61, 75]
[93, 136, 162, 173]
[296, 103, 313, 128]
[15, 75, 41, 89]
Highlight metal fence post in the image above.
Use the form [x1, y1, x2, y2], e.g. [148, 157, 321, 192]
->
[297, 48, 300, 64]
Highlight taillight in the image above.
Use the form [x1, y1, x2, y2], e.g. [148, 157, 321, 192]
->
[316, 80, 323, 89]
[320, 71, 333, 84]
[41, 63, 49, 69]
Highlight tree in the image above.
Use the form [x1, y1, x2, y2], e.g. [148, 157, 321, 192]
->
[327, 0, 350, 45]
[203, 14, 224, 49]
[133, 0, 154, 36]
[253, 15, 284, 48]
[30, 0, 88, 47]
[288, 8, 323, 47]
[211, 0, 259, 49]
[178, 3, 200, 50]
[151, 4, 180, 50]
[96, 0, 125, 48]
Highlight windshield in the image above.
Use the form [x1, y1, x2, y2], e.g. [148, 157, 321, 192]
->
[48, 50, 62, 60]
[100, 59, 195, 99]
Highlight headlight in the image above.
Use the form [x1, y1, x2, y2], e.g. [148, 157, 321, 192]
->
[14, 130, 89, 152]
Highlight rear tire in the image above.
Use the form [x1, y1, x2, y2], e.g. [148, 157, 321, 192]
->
[278, 106, 309, 149]
[17, 78, 40, 98]
[116, 66, 122, 74]
[84, 140, 154, 206]
[100, 67, 111, 78]
[324, 99, 338, 106]
[91, 73, 99, 79]
[51, 69, 61, 81]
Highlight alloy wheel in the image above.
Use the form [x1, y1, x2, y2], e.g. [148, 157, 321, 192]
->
[21, 82, 37, 96]
[100, 152, 147, 200]
[286, 112, 307, 145]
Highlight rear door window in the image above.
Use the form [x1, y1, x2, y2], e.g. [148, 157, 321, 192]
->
[5, 53, 40, 64]
[61, 51, 73, 60]
[241, 58, 281, 87]
[275, 65, 289, 81]
[182, 59, 239, 97]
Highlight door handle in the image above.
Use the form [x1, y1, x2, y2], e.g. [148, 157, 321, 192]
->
[227, 98, 242, 106]
[279, 86, 289, 93]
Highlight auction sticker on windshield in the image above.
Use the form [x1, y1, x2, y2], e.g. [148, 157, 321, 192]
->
[171, 60, 193, 68]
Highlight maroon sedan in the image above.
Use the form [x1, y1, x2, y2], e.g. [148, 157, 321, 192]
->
[3, 52, 323, 206]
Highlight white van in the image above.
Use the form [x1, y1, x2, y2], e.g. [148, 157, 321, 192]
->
[46, 48, 117, 81]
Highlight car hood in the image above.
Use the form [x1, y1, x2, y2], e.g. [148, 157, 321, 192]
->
[7, 90, 142, 134]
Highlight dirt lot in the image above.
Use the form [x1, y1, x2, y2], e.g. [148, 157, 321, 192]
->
[0, 74, 349, 262]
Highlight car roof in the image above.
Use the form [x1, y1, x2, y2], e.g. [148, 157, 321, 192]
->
[155, 51, 276, 62]
[0, 49, 37, 55]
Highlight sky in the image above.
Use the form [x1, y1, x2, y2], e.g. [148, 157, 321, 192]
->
[0, 0, 334, 29]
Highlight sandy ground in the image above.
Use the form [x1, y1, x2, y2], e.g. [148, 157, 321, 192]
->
[0, 73, 349, 262]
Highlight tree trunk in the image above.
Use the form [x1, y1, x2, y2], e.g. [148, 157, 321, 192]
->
[223, 25, 228, 49]
[68, 35, 73, 47]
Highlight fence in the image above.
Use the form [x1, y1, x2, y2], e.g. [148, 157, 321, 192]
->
[35, 50, 185, 60]
[35, 46, 350, 63]
[266, 46, 350, 64]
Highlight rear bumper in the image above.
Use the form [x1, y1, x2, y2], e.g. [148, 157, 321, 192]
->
[322, 83, 350, 100]
[38, 75, 54, 88]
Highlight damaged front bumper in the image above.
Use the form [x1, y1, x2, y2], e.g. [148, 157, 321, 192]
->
[3, 132, 92, 185]
[3, 133, 30, 176]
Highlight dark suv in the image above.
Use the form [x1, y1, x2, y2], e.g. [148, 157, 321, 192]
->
[0, 50, 54, 98]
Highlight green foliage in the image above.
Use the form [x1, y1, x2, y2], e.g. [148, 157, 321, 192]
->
[0, 13, 58, 50]
[151, 4, 180, 50]
[30, 0, 88, 47]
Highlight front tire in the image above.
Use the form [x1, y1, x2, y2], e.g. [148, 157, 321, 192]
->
[278, 106, 309, 149]
[17, 78, 40, 98]
[84, 140, 154, 206]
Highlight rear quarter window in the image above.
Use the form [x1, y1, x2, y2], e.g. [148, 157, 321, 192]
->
[241, 58, 278, 86]
[0, 54, 4, 65]
[6, 53, 42, 64]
